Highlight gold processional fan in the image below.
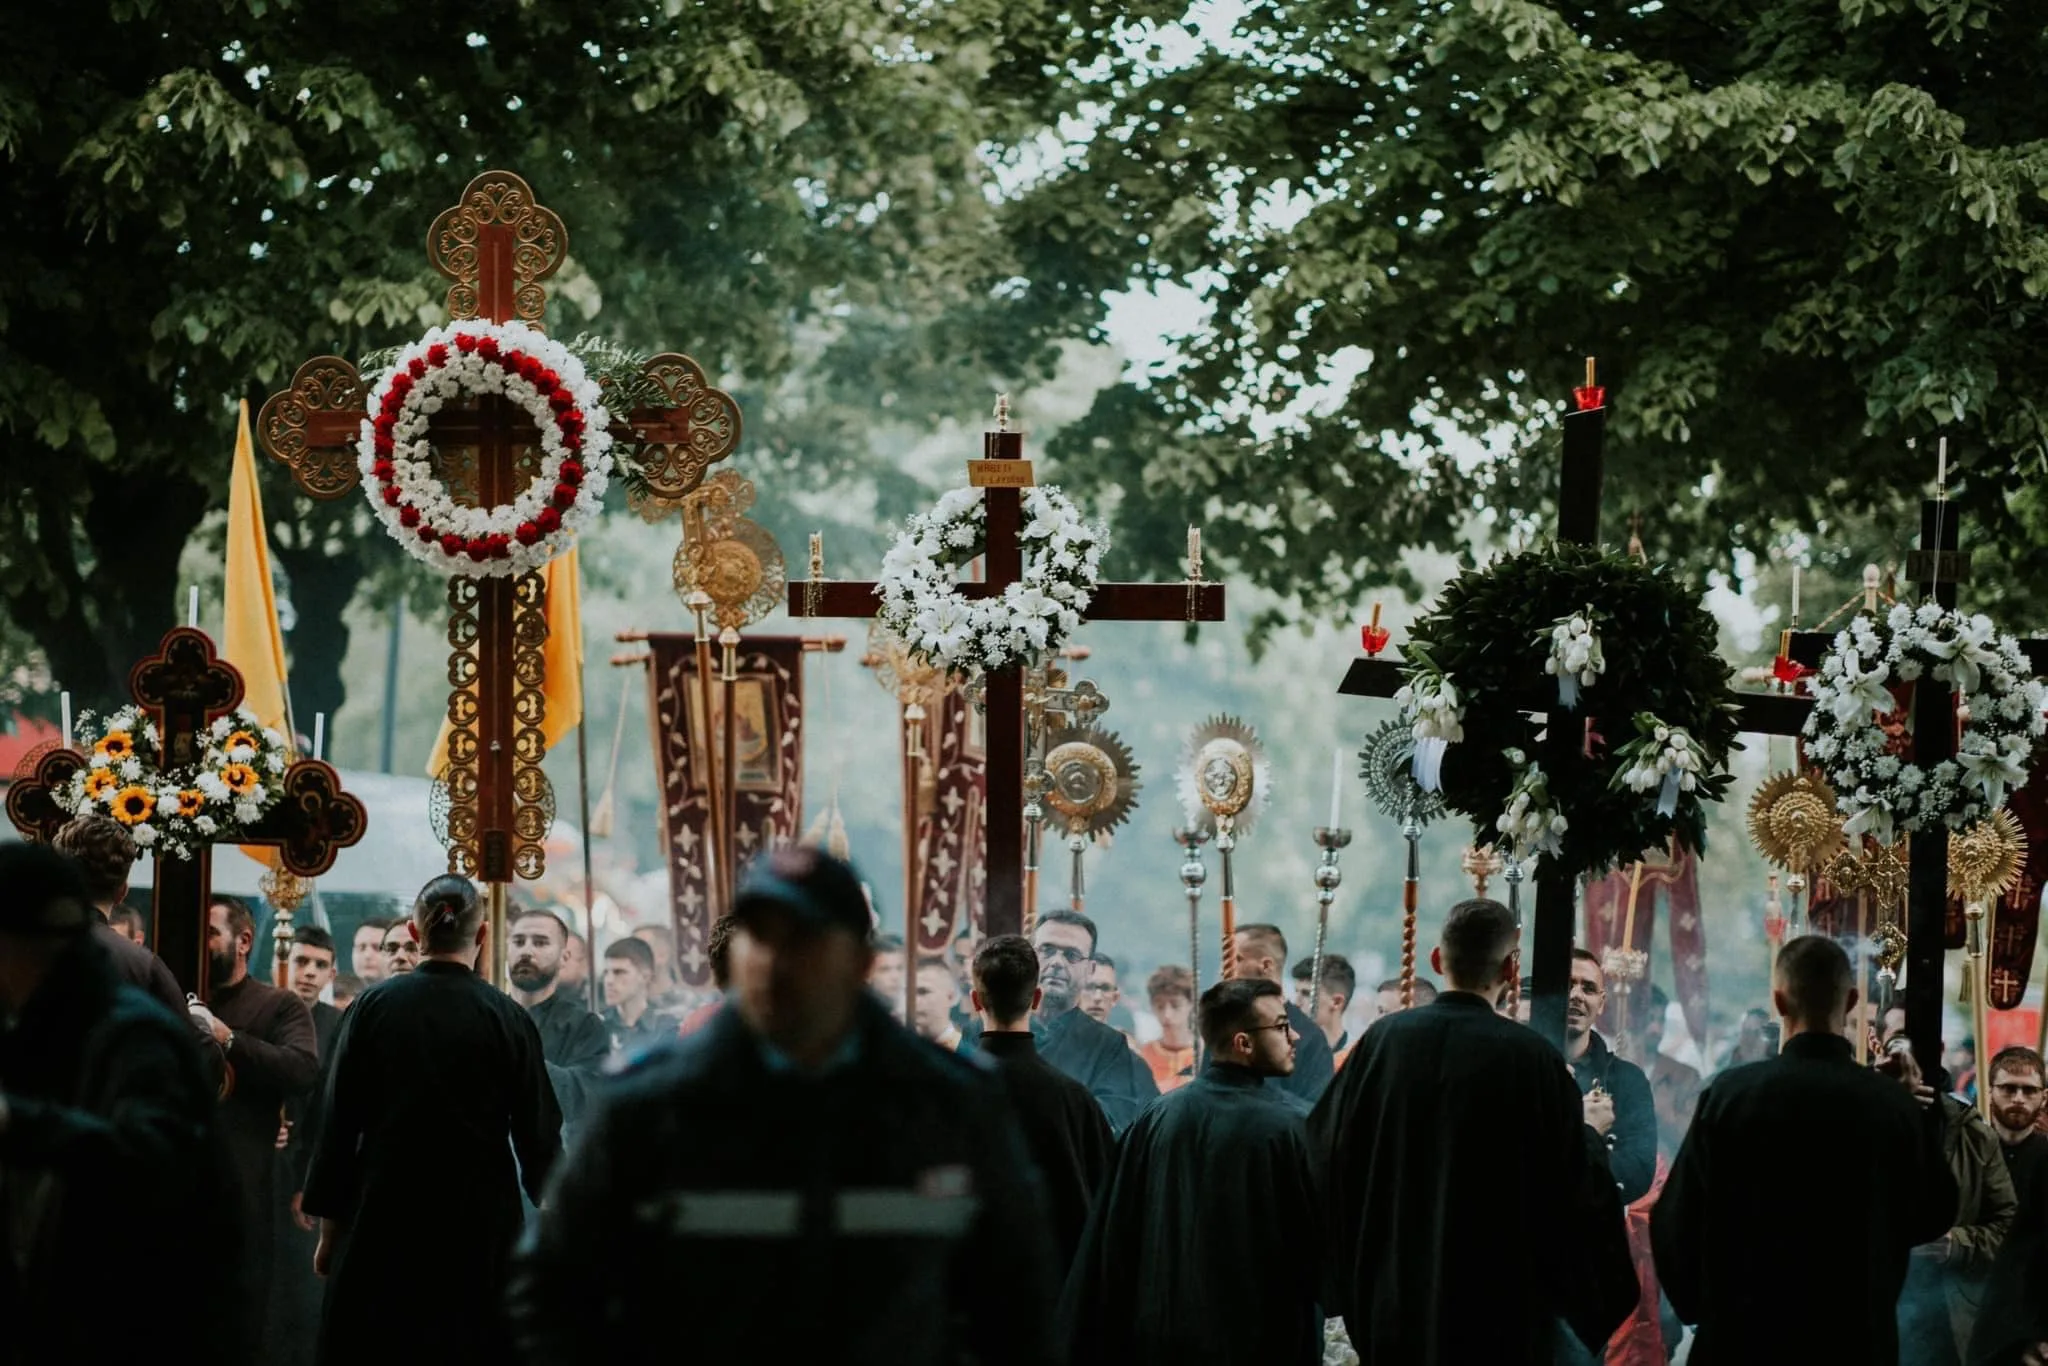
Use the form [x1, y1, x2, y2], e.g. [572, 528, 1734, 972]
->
[1951, 808, 2028, 1008]
[1745, 769, 1846, 942]
[1179, 715, 1270, 982]
[1043, 724, 1141, 915]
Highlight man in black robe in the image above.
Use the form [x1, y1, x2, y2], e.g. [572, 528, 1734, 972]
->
[1566, 948, 1657, 1202]
[190, 894, 319, 1355]
[1310, 897, 1632, 1364]
[1231, 922, 1334, 1104]
[0, 843, 240, 1366]
[970, 933, 1112, 1277]
[273, 925, 345, 1366]
[1975, 1047, 2048, 1365]
[304, 876, 561, 1366]
[506, 908, 610, 1127]
[1060, 976, 1321, 1365]
[508, 848, 1059, 1366]
[1652, 934, 1956, 1364]
[1029, 910, 1157, 1132]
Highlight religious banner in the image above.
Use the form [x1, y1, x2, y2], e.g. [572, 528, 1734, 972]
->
[646, 635, 806, 986]
[1581, 843, 1710, 1052]
[1987, 767, 2047, 1010]
[910, 687, 985, 954]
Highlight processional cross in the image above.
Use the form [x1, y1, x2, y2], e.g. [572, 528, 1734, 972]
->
[6, 630, 367, 993]
[255, 171, 740, 972]
[787, 408, 1225, 938]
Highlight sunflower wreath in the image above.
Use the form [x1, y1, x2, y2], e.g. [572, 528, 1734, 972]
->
[1395, 542, 1739, 876]
[57, 705, 291, 859]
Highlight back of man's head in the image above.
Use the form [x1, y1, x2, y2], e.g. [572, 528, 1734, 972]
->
[1773, 935, 1854, 1031]
[605, 936, 656, 974]
[414, 875, 484, 954]
[1295, 952, 1356, 1000]
[52, 815, 138, 906]
[1198, 977, 1281, 1054]
[1437, 899, 1517, 991]
[972, 934, 1041, 1027]
[1237, 922, 1287, 963]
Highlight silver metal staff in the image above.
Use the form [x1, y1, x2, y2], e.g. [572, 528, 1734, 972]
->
[1308, 826, 1353, 1018]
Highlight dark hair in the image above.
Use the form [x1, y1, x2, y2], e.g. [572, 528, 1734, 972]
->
[871, 931, 905, 953]
[109, 905, 145, 935]
[52, 815, 138, 902]
[1376, 976, 1438, 1004]
[1990, 1046, 2045, 1084]
[380, 921, 414, 949]
[332, 971, 365, 1001]
[972, 935, 1042, 1024]
[1571, 947, 1604, 975]
[1773, 935, 1853, 1025]
[1146, 964, 1194, 1005]
[1438, 899, 1517, 988]
[1236, 922, 1287, 962]
[413, 875, 483, 953]
[604, 937, 655, 973]
[1295, 953, 1356, 1001]
[1034, 909, 1097, 954]
[509, 907, 569, 942]
[357, 915, 397, 935]
[212, 895, 257, 944]
[1198, 978, 1282, 1053]
[917, 953, 952, 974]
[1088, 952, 1117, 972]
[707, 915, 736, 988]
[292, 925, 337, 955]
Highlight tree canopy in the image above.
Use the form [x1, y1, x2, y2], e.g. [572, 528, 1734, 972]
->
[1019, 0, 2048, 641]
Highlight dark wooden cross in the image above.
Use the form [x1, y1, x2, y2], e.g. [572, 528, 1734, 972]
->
[1336, 379, 1814, 1049]
[256, 170, 741, 900]
[1785, 500, 2048, 1078]
[786, 420, 1225, 938]
[6, 628, 366, 993]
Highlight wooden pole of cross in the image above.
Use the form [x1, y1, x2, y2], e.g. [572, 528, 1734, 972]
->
[256, 171, 740, 979]
[787, 410, 1226, 938]
[6, 628, 366, 993]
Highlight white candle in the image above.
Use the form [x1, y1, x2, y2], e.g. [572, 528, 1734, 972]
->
[1328, 748, 1344, 830]
[1937, 437, 1947, 495]
[60, 692, 71, 750]
[187, 586, 199, 628]
[1790, 564, 1801, 621]
[312, 713, 326, 763]
[1187, 526, 1201, 578]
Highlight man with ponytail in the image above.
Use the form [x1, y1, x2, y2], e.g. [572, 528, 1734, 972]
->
[303, 875, 561, 1366]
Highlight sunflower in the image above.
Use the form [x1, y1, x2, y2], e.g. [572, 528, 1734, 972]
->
[111, 786, 156, 826]
[176, 789, 206, 818]
[84, 768, 119, 799]
[222, 763, 259, 794]
[94, 730, 134, 761]
[224, 730, 259, 755]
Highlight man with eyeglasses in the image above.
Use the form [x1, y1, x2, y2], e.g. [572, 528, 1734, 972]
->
[1058, 977, 1321, 1366]
[1030, 911, 1157, 1133]
[1079, 953, 1121, 1027]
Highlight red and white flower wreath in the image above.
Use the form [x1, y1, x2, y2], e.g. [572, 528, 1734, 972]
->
[355, 319, 614, 577]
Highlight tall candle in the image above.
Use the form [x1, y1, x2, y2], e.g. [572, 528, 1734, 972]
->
[1328, 748, 1344, 831]
[1187, 526, 1202, 579]
[1790, 564, 1801, 622]
[312, 713, 326, 763]
[1937, 437, 1947, 496]
[60, 692, 71, 750]
[187, 586, 199, 628]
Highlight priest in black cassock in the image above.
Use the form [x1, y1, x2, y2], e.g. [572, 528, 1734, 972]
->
[506, 908, 611, 1127]
[304, 876, 561, 1366]
[1231, 922, 1335, 1104]
[1651, 935, 1956, 1365]
[1028, 911, 1158, 1132]
[1058, 976, 1322, 1365]
[969, 933, 1113, 1277]
[1309, 897, 1632, 1365]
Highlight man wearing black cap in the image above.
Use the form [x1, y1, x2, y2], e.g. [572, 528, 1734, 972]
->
[0, 842, 237, 1362]
[509, 847, 1060, 1366]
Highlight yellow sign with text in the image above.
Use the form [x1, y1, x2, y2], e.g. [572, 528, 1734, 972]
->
[967, 459, 1035, 489]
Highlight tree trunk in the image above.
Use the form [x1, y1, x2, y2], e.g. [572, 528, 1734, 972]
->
[271, 533, 365, 743]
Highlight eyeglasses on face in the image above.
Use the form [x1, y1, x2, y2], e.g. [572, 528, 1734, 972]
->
[1245, 1018, 1296, 1036]
[1037, 944, 1088, 965]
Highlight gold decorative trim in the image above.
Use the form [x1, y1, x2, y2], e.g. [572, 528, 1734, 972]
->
[510, 570, 550, 879]
[444, 576, 482, 876]
[427, 171, 567, 325]
[256, 356, 366, 499]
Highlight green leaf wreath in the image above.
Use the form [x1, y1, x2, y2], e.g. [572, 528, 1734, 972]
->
[1401, 542, 1740, 877]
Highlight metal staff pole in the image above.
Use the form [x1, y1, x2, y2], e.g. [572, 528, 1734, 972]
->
[1309, 826, 1352, 1018]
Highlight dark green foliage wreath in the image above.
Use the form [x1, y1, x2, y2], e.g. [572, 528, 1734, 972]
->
[1405, 542, 1739, 877]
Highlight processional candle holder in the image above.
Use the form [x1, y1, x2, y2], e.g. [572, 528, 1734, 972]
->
[1181, 716, 1267, 982]
[261, 866, 312, 989]
[1020, 666, 1112, 932]
[1358, 720, 1445, 1008]
[1042, 725, 1139, 915]
[1307, 826, 1354, 1018]
[1600, 944, 1650, 1040]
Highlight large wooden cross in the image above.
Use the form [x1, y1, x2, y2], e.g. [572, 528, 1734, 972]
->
[256, 170, 739, 968]
[6, 628, 366, 993]
[787, 419, 1225, 938]
[1335, 381, 1811, 1048]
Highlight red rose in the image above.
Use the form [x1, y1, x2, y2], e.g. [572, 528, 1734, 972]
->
[477, 338, 501, 360]
[490, 536, 512, 559]
[454, 333, 478, 353]
[548, 390, 575, 413]
[407, 358, 428, 379]
[535, 507, 562, 533]
[373, 435, 394, 457]
[465, 538, 490, 562]
[515, 521, 541, 545]
[381, 486, 402, 507]
[372, 459, 395, 481]
[427, 343, 449, 366]
[553, 482, 579, 507]
[559, 461, 583, 486]
[538, 367, 561, 389]
[518, 355, 542, 381]
[399, 506, 421, 528]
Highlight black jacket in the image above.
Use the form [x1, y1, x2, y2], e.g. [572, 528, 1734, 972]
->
[1652, 1031, 1956, 1365]
[508, 996, 1060, 1366]
[1569, 1029, 1658, 1203]
[977, 1029, 1112, 1276]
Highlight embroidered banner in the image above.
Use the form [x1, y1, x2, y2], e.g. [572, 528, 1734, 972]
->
[645, 635, 806, 987]
[909, 687, 986, 954]
[1581, 842, 1710, 1051]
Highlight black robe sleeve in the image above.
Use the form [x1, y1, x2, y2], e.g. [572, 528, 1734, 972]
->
[509, 1004, 564, 1204]
[1275, 1002, 1334, 1103]
[508, 1085, 634, 1365]
[227, 989, 320, 1095]
[541, 1003, 613, 1126]
[1093, 1034, 1159, 1133]
[301, 998, 369, 1221]
[1604, 1055, 1658, 1203]
[1651, 1081, 1710, 1324]
[0, 1012, 210, 1187]
[1056, 1109, 1153, 1366]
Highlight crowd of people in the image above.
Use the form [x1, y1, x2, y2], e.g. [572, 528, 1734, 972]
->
[1, 825, 2045, 1366]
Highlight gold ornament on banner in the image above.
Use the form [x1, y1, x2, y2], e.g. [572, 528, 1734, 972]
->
[1746, 770, 1844, 869]
[1949, 809, 2028, 906]
[674, 470, 786, 629]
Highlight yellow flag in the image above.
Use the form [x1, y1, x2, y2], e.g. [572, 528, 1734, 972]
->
[425, 547, 584, 777]
[221, 399, 292, 869]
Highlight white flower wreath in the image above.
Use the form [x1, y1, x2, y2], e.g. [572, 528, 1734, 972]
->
[1804, 602, 2047, 843]
[58, 705, 292, 859]
[1495, 747, 1567, 858]
[875, 485, 1106, 675]
[355, 319, 614, 578]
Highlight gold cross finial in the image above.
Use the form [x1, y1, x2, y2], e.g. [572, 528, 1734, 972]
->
[994, 394, 1011, 432]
